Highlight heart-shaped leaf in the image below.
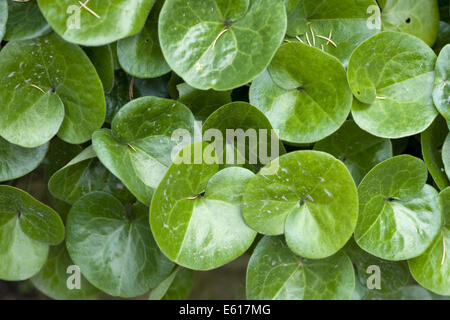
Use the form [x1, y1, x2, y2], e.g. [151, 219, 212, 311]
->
[314, 120, 393, 184]
[0, 137, 48, 182]
[355, 155, 442, 260]
[408, 187, 450, 296]
[66, 193, 174, 297]
[0, 33, 106, 148]
[4, 0, 51, 41]
[243, 150, 358, 259]
[37, 0, 156, 46]
[250, 43, 352, 144]
[150, 142, 257, 270]
[85, 45, 115, 93]
[381, 0, 439, 46]
[246, 236, 355, 300]
[177, 82, 231, 121]
[348, 32, 437, 138]
[92, 96, 195, 205]
[344, 238, 409, 294]
[159, 0, 287, 90]
[284, 0, 381, 66]
[0, 185, 65, 280]
[421, 116, 450, 190]
[202, 102, 285, 172]
[48, 146, 134, 205]
[31, 243, 100, 300]
[117, 0, 170, 79]
[433, 44, 450, 128]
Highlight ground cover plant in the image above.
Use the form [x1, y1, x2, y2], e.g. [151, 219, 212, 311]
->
[0, 0, 449, 300]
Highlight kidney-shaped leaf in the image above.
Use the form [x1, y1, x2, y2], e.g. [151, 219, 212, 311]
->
[285, 0, 380, 66]
[314, 120, 393, 185]
[408, 187, 450, 296]
[250, 43, 352, 144]
[0, 186, 64, 281]
[37, 0, 156, 46]
[150, 142, 257, 270]
[381, 0, 439, 46]
[246, 236, 355, 300]
[159, 0, 287, 90]
[93, 96, 195, 205]
[0, 33, 105, 148]
[348, 32, 437, 139]
[4, 0, 51, 41]
[66, 193, 174, 298]
[243, 150, 358, 259]
[433, 44, 450, 128]
[355, 155, 442, 260]
[0, 137, 48, 183]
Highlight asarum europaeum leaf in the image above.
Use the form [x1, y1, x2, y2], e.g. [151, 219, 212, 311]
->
[31, 243, 100, 300]
[48, 146, 134, 205]
[150, 142, 257, 270]
[344, 238, 409, 294]
[246, 236, 355, 300]
[0, 0, 7, 41]
[0, 185, 64, 281]
[348, 31, 438, 139]
[0, 33, 105, 148]
[421, 116, 450, 190]
[242, 150, 358, 259]
[408, 187, 450, 296]
[159, 0, 287, 90]
[433, 44, 450, 128]
[4, 0, 51, 41]
[250, 42, 352, 145]
[66, 193, 174, 298]
[92, 96, 195, 205]
[355, 155, 442, 261]
[314, 120, 393, 185]
[117, 0, 170, 79]
[284, 0, 380, 66]
[0, 137, 48, 183]
[37, 0, 156, 46]
[202, 102, 285, 172]
[380, 0, 439, 47]
[84, 45, 115, 93]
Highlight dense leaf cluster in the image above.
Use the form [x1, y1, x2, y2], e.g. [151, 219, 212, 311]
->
[0, 0, 449, 300]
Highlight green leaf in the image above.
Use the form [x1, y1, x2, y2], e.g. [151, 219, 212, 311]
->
[177, 82, 231, 121]
[349, 31, 437, 138]
[355, 155, 442, 260]
[421, 116, 450, 190]
[433, 44, 450, 128]
[444, 134, 450, 180]
[314, 120, 393, 184]
[243, 150, 358, 259]
[117, 0, 170, 78]
[246, 236, 355, 300]
[31, 243, 100, 300]
[284, 0, 381, 66]
[150, 142, 257, 270]
[149, 266, 194, 300]
[0, 33, 106, 148]
[250, 43, 352, 144]
[344, 238, 409, 294]
[66, 193, 174, 298]
[381, 0, 439, 46]
[202, 102, 285, 172]
[0, 185, 65, 280]
[159, 0, 287, 90]
[37, 0, 156, 46]
[92, 96, 195, 205]
[84, 45, 115, 93]
[0, 0, 7, 41]
[4, 0, 51, 41]
[48, 146, 134, 205]
[0, 137, 48, 182]
[408, 187, 450, 296]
